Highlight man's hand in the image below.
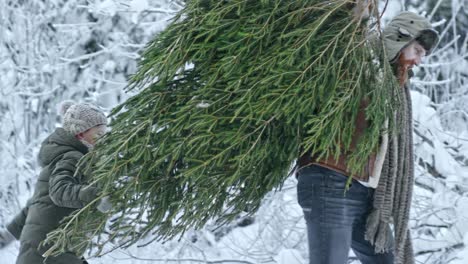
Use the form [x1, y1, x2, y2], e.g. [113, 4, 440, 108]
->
[0, 228, 15, 249]
[353, 0, 371, 21]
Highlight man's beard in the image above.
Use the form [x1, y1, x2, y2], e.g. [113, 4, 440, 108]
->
[397, 55, 417, 87]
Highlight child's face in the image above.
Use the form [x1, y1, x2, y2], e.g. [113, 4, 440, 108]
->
[78, 125, 107, 146]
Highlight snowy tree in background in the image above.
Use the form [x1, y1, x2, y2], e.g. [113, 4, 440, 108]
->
[421, 0, 468, 133]
[0, 1, 467, 264]
[393, 0, 468, 263]
[0, 0, 180, 234]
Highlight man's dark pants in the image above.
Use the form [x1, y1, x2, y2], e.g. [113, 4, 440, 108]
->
[296, 165, 394, 264]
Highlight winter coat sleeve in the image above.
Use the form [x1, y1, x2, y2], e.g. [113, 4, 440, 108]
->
[49, 151, 100, 208]
[6, 199, 32, 239]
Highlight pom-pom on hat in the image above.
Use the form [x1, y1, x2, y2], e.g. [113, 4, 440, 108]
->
[59, 101, 107, 135]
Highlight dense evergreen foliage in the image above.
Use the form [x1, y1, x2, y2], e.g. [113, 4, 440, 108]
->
[43, 0, 402, 257]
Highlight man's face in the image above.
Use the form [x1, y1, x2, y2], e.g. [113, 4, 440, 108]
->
[399, 41, 427, 69]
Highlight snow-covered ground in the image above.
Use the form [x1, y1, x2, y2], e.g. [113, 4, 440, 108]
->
[1, 0, 467, 263]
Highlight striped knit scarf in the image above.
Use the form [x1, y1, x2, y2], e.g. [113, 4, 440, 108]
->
[364, 83, 415, 264]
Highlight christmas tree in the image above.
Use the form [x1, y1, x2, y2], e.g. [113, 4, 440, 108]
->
[44, 0, 401, 257]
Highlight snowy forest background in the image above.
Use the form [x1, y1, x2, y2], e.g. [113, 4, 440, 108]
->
[1, 0, 467, 263]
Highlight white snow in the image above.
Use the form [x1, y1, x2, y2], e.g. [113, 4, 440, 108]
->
[1, 1, 467, 264]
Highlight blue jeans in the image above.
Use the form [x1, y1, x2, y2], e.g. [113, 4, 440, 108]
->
[296, 165, 394, 264]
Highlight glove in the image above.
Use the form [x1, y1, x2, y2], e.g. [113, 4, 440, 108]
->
[0, 228, 15, 249]
[97, 196, 112, 213]
[79, 185, 101, 204]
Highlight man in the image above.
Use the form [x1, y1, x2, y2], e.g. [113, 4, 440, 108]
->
[0, 101, 112, 264]
[296, 11, 439, 264]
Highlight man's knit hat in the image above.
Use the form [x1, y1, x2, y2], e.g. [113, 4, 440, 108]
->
[383, 11, 439, 61]
[59, 101, 107, 135]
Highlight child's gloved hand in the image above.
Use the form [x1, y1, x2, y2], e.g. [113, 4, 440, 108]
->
[97, 196, 113, 213]
[0, 228, 15, 249]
